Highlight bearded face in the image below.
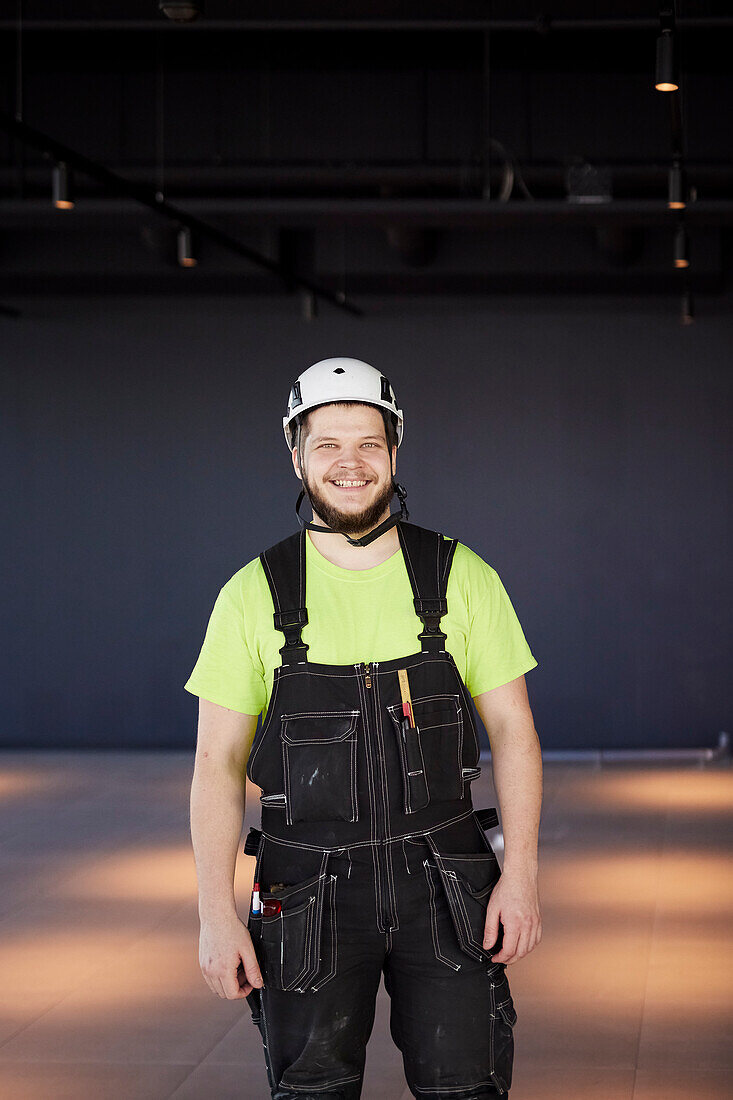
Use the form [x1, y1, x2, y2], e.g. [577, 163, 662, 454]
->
[293, 404, 397, 537]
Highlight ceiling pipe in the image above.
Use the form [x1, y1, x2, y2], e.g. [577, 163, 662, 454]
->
[2, 196, 728, 229]
[1, 17, 732, 32]
[2, 162, 725, 196]
[0, 110, 363, 317]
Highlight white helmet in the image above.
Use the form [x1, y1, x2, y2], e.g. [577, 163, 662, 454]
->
[283, 357, 404, 451]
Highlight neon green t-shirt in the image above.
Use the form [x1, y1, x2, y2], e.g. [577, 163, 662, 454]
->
[184, 529, 537, 719]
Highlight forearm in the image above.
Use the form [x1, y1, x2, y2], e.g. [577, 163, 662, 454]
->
[190, 758, 246, 921]
[488, 718, 543, 877]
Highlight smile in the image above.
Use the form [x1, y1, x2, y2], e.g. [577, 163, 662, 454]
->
[331, 479, 370, 488]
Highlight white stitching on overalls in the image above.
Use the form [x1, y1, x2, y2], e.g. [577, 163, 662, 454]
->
[260, 807, 477, 853]
[392, 713, 412, 812]
[259, 986, 276, 1089]
[277, 895, 316, 990]
[275, 666, 364, 678]
[398, 526, 419, 593]
[309, 874, 338, 992]
[355, 674, 377, 846]
[370, 845, 384, 933]
[423, 859, 461, 972]
[456, 702, 465, 799]
[281, 710, 360, 721]
[424, 840, 487, 965]
[386, 692, 463, 804]
[373, 664, 400, 931]
[284, 1072, 362, 1092]
[441, 538, 457, 590]
[298, 529, 305, 613]
[412, 1079, 503, 1096]
[387, 691, 460, 711]
[247, 667, 283, 780]
[260, 550, 281, 613]
[355, 670, 384, 933]
[279, 712, 360, 824]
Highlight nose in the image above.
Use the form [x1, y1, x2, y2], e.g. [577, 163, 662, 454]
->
[334, 445, 365, 469]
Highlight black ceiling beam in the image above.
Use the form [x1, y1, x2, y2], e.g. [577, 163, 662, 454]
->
[0, 271, 723, 298]
[2, 196, 729, 229]
[4, 163, 732, 198]
[1, 17, 732, 32]
[0, 111, 363, 317]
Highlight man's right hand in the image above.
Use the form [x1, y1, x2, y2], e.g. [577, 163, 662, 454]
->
[199, 913, 264, 999]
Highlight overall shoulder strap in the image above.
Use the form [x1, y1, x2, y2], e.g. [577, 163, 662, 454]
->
[259, 529, 309, 664]
[395, 521, 458, 652]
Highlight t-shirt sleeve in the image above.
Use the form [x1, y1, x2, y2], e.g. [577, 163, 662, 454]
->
[183, 580, 266, 716]
[465, 566, 538, 697]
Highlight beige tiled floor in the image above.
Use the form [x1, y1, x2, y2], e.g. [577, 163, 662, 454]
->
[0, 751, 730, 1099]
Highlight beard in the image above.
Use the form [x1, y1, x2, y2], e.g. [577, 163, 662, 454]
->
[302, 469, 396, 537]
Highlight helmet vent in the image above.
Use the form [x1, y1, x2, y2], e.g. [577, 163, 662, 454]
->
[333, 367, 346, 374]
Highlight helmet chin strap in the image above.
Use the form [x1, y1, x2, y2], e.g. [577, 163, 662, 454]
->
[295, 478, 409, 547]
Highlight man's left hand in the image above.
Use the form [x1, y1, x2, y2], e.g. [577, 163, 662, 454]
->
[482, 869, 542, 965]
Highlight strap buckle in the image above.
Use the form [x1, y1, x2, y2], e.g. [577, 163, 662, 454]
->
[273, 607, 309, 658]
[414, 596, 448, 636]
[414, 597, 448, 616]
[273, 608, 308, 630]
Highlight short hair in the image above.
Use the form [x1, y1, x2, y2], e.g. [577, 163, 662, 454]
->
[294, 401, 398, 454]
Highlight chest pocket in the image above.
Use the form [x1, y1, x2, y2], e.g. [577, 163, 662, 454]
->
[387, 693, 464, 812]
[281, 710, 360, 825]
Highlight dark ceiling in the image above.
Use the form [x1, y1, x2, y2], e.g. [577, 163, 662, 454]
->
[0, 3, 731, 304]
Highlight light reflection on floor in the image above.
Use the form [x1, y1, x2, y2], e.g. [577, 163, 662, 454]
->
[540, 764, 733, 812]
[57, 845, 200, 901]
[0, 753, 729, 1099]
[0, 768, 59, 801]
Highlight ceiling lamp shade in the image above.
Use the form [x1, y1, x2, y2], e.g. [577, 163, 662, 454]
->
[674, 225, 689, 269]
[668, 162, 687, 209]
[52, 162, 74, 210]
[655, 29, 678, 91]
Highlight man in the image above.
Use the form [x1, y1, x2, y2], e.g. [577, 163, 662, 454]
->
[186, 358, 542, 1099]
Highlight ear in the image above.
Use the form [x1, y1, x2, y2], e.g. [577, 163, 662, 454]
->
[292, 446, 303, 481]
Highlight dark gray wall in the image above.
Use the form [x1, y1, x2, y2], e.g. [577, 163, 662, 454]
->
[2, 292, 731, 750]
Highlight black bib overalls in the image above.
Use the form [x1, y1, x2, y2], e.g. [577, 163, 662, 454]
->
[244, 521, 516, 1099]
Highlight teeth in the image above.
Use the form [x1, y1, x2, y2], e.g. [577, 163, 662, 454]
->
[332, 480, 368, 487]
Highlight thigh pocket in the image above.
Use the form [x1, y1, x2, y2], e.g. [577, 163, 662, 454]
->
[423, 860, 464, 971]
[281, 711, 359, 825]
[261, 871, 338, 993]
[487, 962, 517, 1094]
[424, 839, 501, 963]
[387, 694, 464, 810]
